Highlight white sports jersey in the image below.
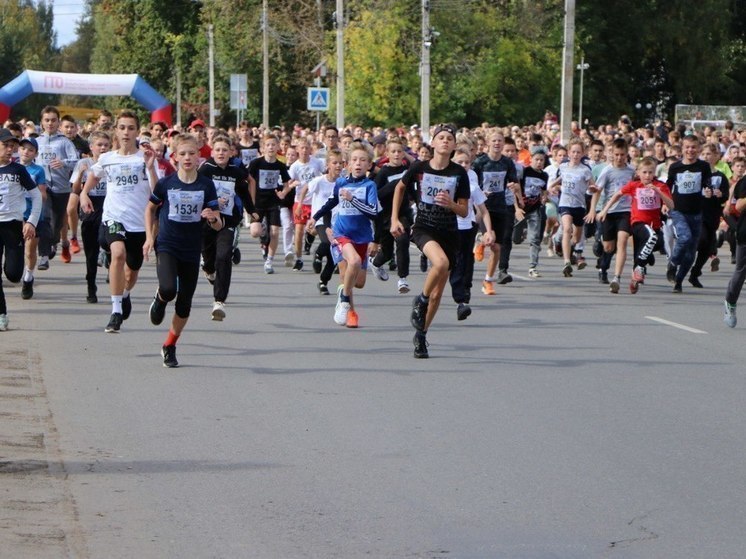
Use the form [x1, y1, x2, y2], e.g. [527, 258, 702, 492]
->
[91, 151, 151, 232]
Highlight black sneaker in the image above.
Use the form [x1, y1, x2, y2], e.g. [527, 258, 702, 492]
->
[648, 252, 655, 266]
[411, 295, 429, 331]
[419, 254, 428, 273]
[313, 255, 322, 274]
[21, 278, 34, 300]
[413, 332, 429, 359]
[293, 259, 303, 271]
[672, 282, 683, 293]
[563, 263, 573, 277]
[122, 294, 132, 320]
[149, 295, 167, 326]
[232, 247, 241, 265]
[457, 303, 472, 321]
[389, 261, 397, 272]
[688, 275, 704, 288]
[86, 286, 97, 304]
[497, 270, 513, 284]
[666, 263, 677, 283]
[162, 344, 179, 368]
[598, 271, 609, 284]
[104, 312, 123, 333]
[318, 282, 329, 295]
[304, 232, 314, 255]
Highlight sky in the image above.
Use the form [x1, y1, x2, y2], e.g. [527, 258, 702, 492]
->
[49, 0, 87, 48]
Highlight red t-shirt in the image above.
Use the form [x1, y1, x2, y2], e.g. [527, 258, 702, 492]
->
[620, 179, 671, 229]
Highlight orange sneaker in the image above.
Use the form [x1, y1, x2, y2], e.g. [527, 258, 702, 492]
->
[70, 238, 81, 254]
[481, 280, 495, 296]
[346, 309, 359, 328]
[474, 242, 485, 262]
[61, 244, 72, 263]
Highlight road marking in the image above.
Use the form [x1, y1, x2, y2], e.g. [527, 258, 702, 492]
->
[645, 316, 708, 334]
[511, 274, 532, 281]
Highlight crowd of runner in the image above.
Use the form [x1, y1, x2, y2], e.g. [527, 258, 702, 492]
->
[1, 107, 745, 366]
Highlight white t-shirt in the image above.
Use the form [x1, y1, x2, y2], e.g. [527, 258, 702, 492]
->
[558, 162, 592, 208]
[91, 151, 151, 232]
[458, 169, 485, 230]
[307, 174, 336, 226]
[289, 158, 325, 204]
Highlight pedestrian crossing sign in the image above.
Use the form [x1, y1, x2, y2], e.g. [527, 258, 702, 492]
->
[307, 87, 330, 111]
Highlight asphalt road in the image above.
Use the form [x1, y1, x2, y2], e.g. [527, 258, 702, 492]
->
[2, 236, 745, 558]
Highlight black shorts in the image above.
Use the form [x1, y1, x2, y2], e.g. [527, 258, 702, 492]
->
[558, 206, 585, 227]
[602, 212, 631, 241]
[412, 225, 458, 270]
[488, 210, 507, 244]
[100, 220, 146, 271]
[253, 207, 281, 228]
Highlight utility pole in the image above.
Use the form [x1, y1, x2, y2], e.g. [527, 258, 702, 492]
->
[559, 0, 575, 144]
[262, 0, 269, 129]
[336, 0, 344, 129]
[420, 0, 430, 142]
[576, 56, 589, 129]
[208, 24, 215, 126]
[176, 67, 182, 127]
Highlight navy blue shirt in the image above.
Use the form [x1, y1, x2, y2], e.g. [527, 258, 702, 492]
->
[151, 173, 219, 263]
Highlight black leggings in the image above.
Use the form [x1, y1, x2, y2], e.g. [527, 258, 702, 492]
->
[0, 221, 24, 315]
[202, 225, 234, 302]
[156, 251, 199, 319]
[81, 212, 103, 290]
[373, 220, 411, 278]
[38, 191, 70, 256]
[315, 225, 337, 285]
[690, 218, 718, 277]
[631, 223, 659, 268]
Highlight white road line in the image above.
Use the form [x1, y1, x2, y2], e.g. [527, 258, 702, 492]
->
[645, 316, 708, 334]
[511, 274, 532, 281]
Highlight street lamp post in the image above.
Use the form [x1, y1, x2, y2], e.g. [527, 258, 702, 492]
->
[576, 56, 589, 129]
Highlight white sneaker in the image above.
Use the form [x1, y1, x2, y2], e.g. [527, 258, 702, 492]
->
[204, 270, 216, 283]
[370, 257, 389, 281]
[334, 285, 349, 325]
[211, 301, 226, 321]
[264, 260, 274, 274]
[724, 300, 737, 328]
[528, 268, 541, 278]
[397, 278, 410, 293]
[0, 314, 7, 331]
[284, 253, 295, 267]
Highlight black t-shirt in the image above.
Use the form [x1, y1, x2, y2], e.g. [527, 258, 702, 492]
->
[733, 178, 746, 244]
[472, 153, 518, 212]
[521, 166, 548, 212]
[401, 160, 470, 232]
[199, 158, 253, 226]
[375, 164, 409, 215]
[703, 170, 729, 222]
[247, 157, 290, 210]
[666, 159, 711, 214]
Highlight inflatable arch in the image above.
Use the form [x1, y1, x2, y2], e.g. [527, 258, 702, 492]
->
[0, 70, 172, 126]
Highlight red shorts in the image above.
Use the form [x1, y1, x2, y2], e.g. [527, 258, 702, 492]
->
[333, 236, 369, 270]
[293, 203, 312, 225]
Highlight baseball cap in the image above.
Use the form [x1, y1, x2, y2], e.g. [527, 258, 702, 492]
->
[189, 119, 206, 129]
[371, 133, 387, 146]
[530, 145, 547, 155]
[19, 137, 38, 151]
[0, 128, 20, 143]
[432, 123, 457, 138]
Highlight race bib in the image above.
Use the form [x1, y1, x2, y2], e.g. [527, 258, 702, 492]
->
[258, 169, 280, 190]
[338, 186, 367, 216]
[91, 179, 107, 197]
[0, 183, 9, 212]
[213, 179, 235, 216]
[524, 177, 545, 198]
[38, 146, 56, 181]
[167, 189, 204, 223]
[563, 177, 578, 193]
[711, 175, 723, 190]
[676, 171, 701, 195]
[109, 163, 142, 193]
[421, 173, 457, 205]
[482, 171, 506, 194]
[636, 187, 660, 211]
[241, 149, 258, 167]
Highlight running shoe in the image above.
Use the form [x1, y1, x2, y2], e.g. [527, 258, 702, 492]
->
[481, 280, 496, 295]
[121, 294, 132, 320]
[292, 259, 304, 271]
[149, 296, 166, 326]
[346, 309, 359, 328]
[629, 277, 639, 294]
[413, 331, 429, 359]
[410, 294, 429, 331]
[419, 254, 428, 273]
[672, 282, 683, 294]
[397, 278, 410, 293]
[724, 300, 737, 328]
[87, 287, 97, 304]
[37, 256, 49, 271]
[389, 260, 397, 271]
[70, 238, 81, 254]
[598, 270, 609, 284]
[284, 252, 295, 267]
[162, 345, 179, 368]
[562, 262, 573, 277]
[497, 270, 513, 284]
[666, 263, 677, 283]
[457, 303, 472, 321]
[609, 276, 620, 294]
[711, 256, 720, 272]
[632, 266, 645, 284]
[528, 268, 541, 278]
[0, 314, 8, 331]
[232, 247, 241, 265]
[204, 270, 216, 284]
[264, 260, 274, 274]
[688, 275, 704, 288]
[49, 246, 56, 260]
[318, 282, 329, 295]
[546, 245, 555, 257]
[211, 301, 226, 321]
[104, 312, 123, 333]
[473, 242, 485, 262]
[21, 278, 34, 300]
[370, 257, 389, 281]
[576, 254, 587, 270]
[313, 255, 322, 274]
[61, 244, 71, 263]
[334, 285, 349, 325]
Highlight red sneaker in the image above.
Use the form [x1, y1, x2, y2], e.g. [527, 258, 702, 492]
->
[61, 245, 71, 263]
[346, 309, 359, 328]
[70, 238, 81, 254]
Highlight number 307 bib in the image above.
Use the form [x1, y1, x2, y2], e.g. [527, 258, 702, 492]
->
[167, 190, 205, 223]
